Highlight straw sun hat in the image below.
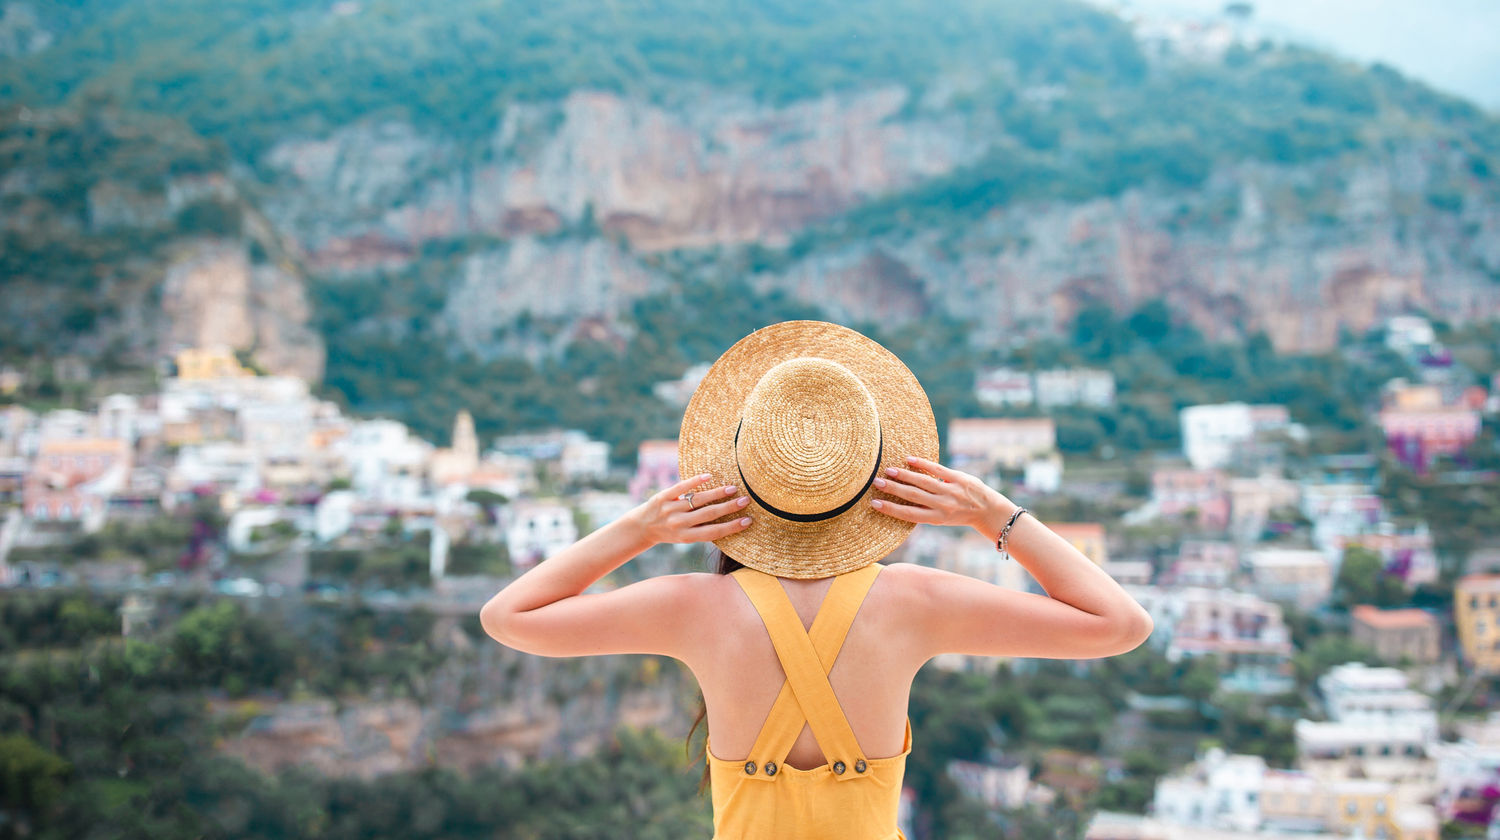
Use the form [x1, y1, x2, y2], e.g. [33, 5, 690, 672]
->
[677, 320, 939, 578]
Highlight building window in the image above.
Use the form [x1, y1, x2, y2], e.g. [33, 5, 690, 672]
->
[1346, 801, 1358, 816]
[1374, 800, 1386, 816]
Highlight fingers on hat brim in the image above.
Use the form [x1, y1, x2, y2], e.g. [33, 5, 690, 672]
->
[676, 321, 938, 578]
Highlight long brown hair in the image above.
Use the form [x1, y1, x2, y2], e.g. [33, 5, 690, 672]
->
[685, 545, 744, 793]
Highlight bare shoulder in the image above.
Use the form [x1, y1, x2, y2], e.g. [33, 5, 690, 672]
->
[665, 571, 749, 617]
[868, 561, 958, 625]
[875, 560, 963, 603]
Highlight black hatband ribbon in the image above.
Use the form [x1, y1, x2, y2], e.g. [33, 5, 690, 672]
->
[733, 419, 884, 523]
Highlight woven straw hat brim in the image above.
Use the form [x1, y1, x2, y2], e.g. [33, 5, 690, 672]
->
[678, 320, 939, 579]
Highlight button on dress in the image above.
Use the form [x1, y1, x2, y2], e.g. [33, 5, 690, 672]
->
[706, 563, 912, 839]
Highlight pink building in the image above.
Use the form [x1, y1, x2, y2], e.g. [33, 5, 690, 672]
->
[948, 418, 1056, 472]
[629, 439, 679, 501]
[1378, 407, 1481, 475]
[1164, 540, 1239, 587]
[1151, 468, 1230, 530]
[24, 438, 132, 522]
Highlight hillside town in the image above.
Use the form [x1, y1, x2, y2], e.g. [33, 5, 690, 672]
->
[2, 313, 1499, 839]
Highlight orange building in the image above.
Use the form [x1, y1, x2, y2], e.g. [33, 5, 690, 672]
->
[1351, 605, 1441, 665]
[1455, 575, 1500, 673]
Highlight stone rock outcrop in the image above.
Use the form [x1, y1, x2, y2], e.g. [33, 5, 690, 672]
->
[217, 646, 693, 778]
[750, 145, 1500, 354]
[261, 87, 989, 269]
[159, 241, 326, 381]
[440, 237, 665, 356]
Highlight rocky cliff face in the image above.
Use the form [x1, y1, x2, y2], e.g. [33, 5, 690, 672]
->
[261, 87, 988, 268]
[259, 88, 1499, 359]
[9, 78, 1500, 380]
[159, 241, 325, 382]
[218, 631, 694, 778]
[753, 145, 1500, 353]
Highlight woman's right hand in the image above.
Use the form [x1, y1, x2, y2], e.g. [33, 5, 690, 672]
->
[869, 454, 1017, 533]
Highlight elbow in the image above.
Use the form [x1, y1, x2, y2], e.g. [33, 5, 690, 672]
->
[479, 601, 520, 648]
[1111, 609, 1154, 654]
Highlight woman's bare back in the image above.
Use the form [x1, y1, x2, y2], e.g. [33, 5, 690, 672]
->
[684, 562, 929, 770]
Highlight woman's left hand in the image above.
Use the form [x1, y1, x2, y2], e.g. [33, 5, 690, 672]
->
[869, 454, 1007, 532]
[630, 473, 753, 546]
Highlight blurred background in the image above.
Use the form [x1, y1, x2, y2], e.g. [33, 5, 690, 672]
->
[1, 1, 1498, 837]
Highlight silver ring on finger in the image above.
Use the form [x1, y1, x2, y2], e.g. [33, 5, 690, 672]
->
[684, 492, 698, 510]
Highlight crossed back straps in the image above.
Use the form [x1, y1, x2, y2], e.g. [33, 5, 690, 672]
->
[729, 562, 882, 782]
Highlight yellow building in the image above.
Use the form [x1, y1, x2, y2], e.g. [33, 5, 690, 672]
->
[1328, 780, 1399, 839]
[175, 346, 249, 380]
[1455, 575, 1500, 673]
[1048, 522, 1109, 566]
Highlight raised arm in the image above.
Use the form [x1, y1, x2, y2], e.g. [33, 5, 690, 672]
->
[872, 455, 1153, 661]
[479, 473, 752, 658]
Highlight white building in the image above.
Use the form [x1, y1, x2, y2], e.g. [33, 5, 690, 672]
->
[1296, 663, 1439, 762]
[1024, 453, 1063, 493]
[947, 758, 1032, 810]
[36, 408, 97, 442]
[1152, 747, 1266, 833]
[334, 419, 432, 507]
[98, 394, 143, 443]
[1301, 481, 1384, 551]
[1035, 368, 1116, 409]
[238, 396, 314, 462]
[1181, 403, 1256, 470]
[505, 500, 577, 570]
[170, 442, 263, 497]
[560, 435, 611, 482]
[1385, 315, 1436, 354]
[975, 367, 1035, 408]
[1247, 549, 1332, 611]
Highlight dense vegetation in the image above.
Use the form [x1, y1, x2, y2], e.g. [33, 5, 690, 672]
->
[4, 0, 1497, 419]
[0, 104, 263, 364]
[313, 257, 1418, 467]
[4, 584, 1385, 839]
[1, 0, 1143, 158]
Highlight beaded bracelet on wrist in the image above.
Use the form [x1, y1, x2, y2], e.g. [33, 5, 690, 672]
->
[995, 506, 1028, 559]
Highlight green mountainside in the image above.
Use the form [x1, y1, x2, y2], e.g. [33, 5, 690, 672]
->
[1, 0, 1497, 453]
[2, 0, 1143, 156]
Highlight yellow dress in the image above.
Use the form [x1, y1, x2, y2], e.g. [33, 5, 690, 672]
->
[706, 563, 912, 840]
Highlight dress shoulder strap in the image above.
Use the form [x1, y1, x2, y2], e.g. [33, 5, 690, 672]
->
[730, 563, 882, 782]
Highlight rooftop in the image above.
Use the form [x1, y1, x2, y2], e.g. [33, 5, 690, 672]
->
[1351, 605, 1437, 630]
[1458, 574, 1500, 593]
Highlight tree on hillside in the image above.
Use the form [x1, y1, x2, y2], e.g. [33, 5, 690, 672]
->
[1336, 545, 1409, 609]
